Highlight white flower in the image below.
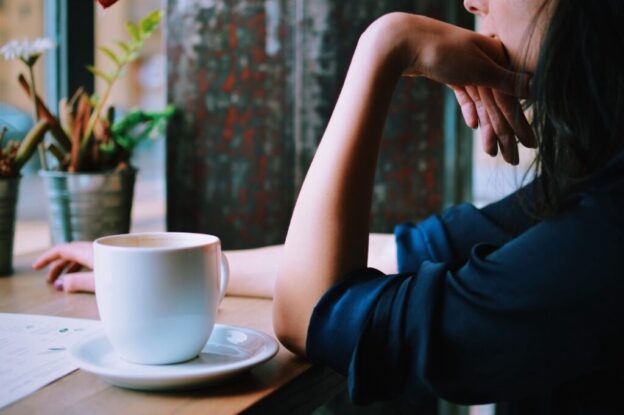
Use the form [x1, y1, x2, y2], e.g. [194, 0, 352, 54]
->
[0, 37, 55, 64]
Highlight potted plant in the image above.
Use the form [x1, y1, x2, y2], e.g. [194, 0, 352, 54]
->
[2, 9, 173, 244]
[0, 124, 50, 274]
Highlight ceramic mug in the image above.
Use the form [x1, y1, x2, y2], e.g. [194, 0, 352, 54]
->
[94, 232, 229, 365]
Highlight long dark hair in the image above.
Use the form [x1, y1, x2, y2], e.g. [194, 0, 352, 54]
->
[528, 0, 624, 216]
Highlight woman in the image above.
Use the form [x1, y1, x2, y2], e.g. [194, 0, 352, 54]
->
[274, 0, 624, 412]
[35, 0, 624, 412]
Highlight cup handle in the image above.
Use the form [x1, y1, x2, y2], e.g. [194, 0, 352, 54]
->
[218, 253, 230, 303]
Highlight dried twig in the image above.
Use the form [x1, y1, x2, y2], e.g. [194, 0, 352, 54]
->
[46, 143, 69, 169]
[18, 73, 72, 152]
[70, 93, 91, 172]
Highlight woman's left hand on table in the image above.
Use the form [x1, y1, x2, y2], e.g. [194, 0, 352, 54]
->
[32, 242, 95, 293]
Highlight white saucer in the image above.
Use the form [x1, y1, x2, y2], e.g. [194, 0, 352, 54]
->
[69, 324, 279, 391]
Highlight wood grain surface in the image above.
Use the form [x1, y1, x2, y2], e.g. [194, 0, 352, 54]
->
[0, 252, 344, 414]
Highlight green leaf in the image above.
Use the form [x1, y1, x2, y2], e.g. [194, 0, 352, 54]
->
[126, 52, 139, 62]
[99, 46, 121, 66]
[140, 10, 162, 35]
[116, 40, 131, 55]
[16, 120, 49, 170]
[110, 107, 174, 148]
[89, 94, 100, 107]
[86, 65, 112, 83]
[126, 22, 141, 43]
[99, 140, 116, 154]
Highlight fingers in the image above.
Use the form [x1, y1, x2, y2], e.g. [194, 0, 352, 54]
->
[33, 241, 94, 270]
[461, 84, 537, 165]
[54, 272, 95, 293]
[45, 259, 83, 283]
[478, 87, 519, 165]
[33, 246, 69, 269]
[34, 242, 92, 293]
[47, 259, 70, 283]
[33, 248, 61, 269]
[469, 51, 531, 98]
[66, 262, 83, 274]
[491, 90, 536, 148]
[465, 86, 498, 157]
[451, 86, 478, 129]
[488, 65, 531, 98]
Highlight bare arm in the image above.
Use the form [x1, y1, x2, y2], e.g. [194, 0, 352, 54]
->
[31, 235, 398, 296]
[227, 234, 397, 298]
[225, 245, 282, 298]
[273, 18, 401, 356]
[272, 13, 530, 356]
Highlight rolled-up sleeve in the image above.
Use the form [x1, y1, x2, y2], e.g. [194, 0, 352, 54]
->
[394, 203, 515, 273]
[307, 191, 624, 406]
[395, 182, 540, 273]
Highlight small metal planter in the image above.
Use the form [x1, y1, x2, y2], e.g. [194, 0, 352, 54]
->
[0, 177, 19, 275]
[40, 168, 136, 244]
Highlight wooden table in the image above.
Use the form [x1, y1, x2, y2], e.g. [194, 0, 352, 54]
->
[0, 252, 345, 415]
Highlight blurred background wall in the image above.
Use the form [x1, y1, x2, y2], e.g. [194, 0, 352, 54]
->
[166, 0, 474, 249]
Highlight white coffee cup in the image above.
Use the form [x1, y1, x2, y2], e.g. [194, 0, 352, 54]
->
[94, 232, 229, 365]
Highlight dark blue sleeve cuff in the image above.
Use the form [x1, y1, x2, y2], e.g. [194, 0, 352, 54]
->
[394, 215, 453, 273]
[441, 203, 512, 257]
[305, 265, 448, 405]
[395, 203, 513, 273]
[306, 268, 391, 376]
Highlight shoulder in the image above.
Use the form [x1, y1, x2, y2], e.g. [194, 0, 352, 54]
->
[573, 151, 624, 233]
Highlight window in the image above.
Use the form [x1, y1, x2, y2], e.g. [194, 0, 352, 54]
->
[0, 0, 47, 254]
[472, 134, 537, 207]
[0, 0, 167, 255]
[0, 0, 45, 118]
[94, 0, 166, 234]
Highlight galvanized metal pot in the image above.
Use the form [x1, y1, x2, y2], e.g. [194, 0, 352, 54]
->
[0, 177, 19, 276]
[40, 168, 136, 244]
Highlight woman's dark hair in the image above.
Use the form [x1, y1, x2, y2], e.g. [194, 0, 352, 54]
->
[528, 0, 624, 216]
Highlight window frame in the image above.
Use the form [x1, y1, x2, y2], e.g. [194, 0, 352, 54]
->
[44, 0, 94, 113]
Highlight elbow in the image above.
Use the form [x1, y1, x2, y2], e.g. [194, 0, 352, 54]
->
[272, 306, 305, 358]
[271, 271, 311, 358]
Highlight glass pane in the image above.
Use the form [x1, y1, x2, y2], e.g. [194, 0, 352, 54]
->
[472, 133, 537, 207]
[0, 1, 167, 257]
[0, 0, 45, 118]
[0, 0, 48, 255]
[95, 0, 166, 233]
[0, 0, 45, 159]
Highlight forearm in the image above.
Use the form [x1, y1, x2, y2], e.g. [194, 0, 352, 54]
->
[273, 23, 403, 355]
[224, 234, 396, 300]
[225, 245, 283, 298]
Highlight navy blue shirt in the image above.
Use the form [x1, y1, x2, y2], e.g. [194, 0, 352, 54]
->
[306, 152, 624, 413]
